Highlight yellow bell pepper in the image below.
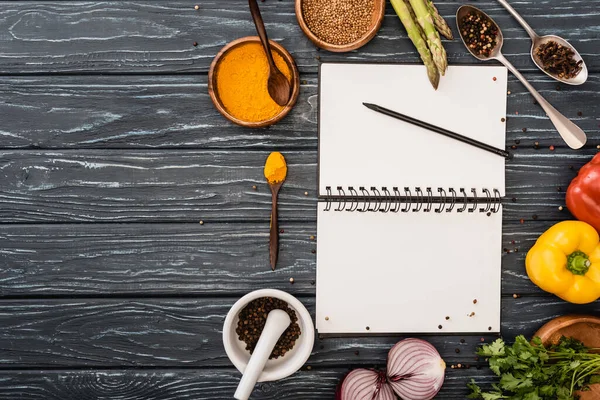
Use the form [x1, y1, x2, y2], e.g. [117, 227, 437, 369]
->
[526, 221, 600, 304]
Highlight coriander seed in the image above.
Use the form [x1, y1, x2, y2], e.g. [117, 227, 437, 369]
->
[302, 0, 375, 46]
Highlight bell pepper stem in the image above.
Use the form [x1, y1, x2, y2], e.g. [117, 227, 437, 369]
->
[567, 251, 591, 275]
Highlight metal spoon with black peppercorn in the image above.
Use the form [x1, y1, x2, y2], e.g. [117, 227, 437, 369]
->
[457, 5, 587, 150]
[497, 0, 587, 85]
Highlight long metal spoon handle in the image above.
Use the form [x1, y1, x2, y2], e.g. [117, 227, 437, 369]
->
[496, 53, 587, 149]
[496, 0, 539, 41]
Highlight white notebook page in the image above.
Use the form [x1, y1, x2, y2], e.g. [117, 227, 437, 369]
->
[316, 64, 507, 334]
[318, 64, 508, 196]
[316, 203, 503, 333]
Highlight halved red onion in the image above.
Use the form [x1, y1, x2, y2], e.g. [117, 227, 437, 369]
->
[336, 369, 396, 400]
[387, 338, 446, 400]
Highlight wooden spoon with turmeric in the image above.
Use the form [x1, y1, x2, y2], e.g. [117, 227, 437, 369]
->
[264, 152, 287, 270]
[248, 0, 291, 106]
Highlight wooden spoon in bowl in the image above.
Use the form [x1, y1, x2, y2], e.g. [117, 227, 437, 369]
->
[248, 0, 291, 106]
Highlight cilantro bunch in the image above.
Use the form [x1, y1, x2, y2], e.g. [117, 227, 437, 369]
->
[468, 335, 600, 400]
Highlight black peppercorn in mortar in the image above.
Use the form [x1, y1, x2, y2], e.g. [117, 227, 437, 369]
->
[236, 297, 301, 359]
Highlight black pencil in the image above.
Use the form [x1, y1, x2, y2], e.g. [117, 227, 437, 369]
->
[363, 102, 510, 159]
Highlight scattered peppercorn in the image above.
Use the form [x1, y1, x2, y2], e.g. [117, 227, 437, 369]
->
[310, 280, 315, 285]
[194, 5, 199, 10]
[438, 325, 443, 329]
[515, 139, 521, 144]
[311, 249, 316, 254]
[461, 11, 499, 57]
[302, 0, 375, 46]
[507, 91, 511, 95]
[473, 299, 478, 304]
[366, 326, 370, 331]
[289, 277, 295, 284]
[511, 145, 517, 150]
[280, 229, 284, 233]
[325, 316, 329, 321]
[549, 145, 555, 151]
[532, 214, 538, 220]
[520, 219, 524, 224]
[511, 197, 516, 202]
[488, 326, 492, 331]
[501, 118, 506, 122]
[522, 128, 527, 133]
[236, 297, 301, 359]
[480, 338, 485, 342]
[304, 191, 309, 196]
[310, 235, 315, 240]
[535, 41, 583, 79]
[193, 42, 198, 47]
[513, 293, 520, 298]
[199, 220, 204, 225]
[252, 185, 257, 190]
[559, 206, 564, 211]
[445, 316, 450, 320]
[355, 350, 360, 355]
[460, 339, 466, 344]
[455, 348, 461, 353]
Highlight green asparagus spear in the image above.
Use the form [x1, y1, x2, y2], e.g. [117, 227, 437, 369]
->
[408, 0, 448, 75]
[427, 0, 453, 40]
[404, 0, 427, 43]
[390, 0, 440, 89]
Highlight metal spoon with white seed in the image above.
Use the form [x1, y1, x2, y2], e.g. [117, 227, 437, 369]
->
[456, 5, 587, 150]
[497, 0, 588, 85]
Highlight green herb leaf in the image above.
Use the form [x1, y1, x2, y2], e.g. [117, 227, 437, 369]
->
[467, 336, 600, 400]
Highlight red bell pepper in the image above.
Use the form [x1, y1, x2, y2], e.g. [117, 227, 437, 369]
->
[566, 153, 600, 233]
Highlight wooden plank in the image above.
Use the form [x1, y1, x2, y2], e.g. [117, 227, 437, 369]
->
[0, 148, 596, 223]
[0, 221, 569, 297]
[0, 368, 497, 399]
[0, 1, 598, 74]
[0, 74, 597, 149]
[0, 296, 596, 368]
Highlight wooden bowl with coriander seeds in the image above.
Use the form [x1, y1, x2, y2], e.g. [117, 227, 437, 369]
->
[208, 36, 300, 128]
[295, 0, 385, 52]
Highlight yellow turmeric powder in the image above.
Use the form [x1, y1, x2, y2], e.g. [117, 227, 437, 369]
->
[264, 152, 287, 184]
[216, 43, 292, 122]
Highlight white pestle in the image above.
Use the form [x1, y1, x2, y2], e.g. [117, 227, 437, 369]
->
[234, 309, 291, 400]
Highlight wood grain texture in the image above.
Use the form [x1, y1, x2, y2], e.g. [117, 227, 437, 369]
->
[0, 74, 597, 149]
[0, 297, 597, 368]
[0, 368, 497, 399]
[0, 221, 576, 297]
[0, 148, 597, 223]
[0, 1, 598, 74]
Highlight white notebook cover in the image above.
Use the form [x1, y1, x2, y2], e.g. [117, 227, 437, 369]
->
[316, 63, 507, 334]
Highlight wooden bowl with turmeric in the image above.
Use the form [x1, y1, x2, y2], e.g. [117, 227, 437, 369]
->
[208, 36, 300, 128]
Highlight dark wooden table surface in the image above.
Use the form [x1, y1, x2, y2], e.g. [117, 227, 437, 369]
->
[0, 1, 599, 398]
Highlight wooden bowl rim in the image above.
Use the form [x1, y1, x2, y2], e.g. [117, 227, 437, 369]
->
[208, 36, 300, 128]
[295, 0, 386, 53]
[534, 315, 600, 345]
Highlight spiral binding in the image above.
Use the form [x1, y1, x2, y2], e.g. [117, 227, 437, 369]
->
[323, 186, 502, 214]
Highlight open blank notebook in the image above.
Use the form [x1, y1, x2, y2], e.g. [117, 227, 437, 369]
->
[316, 63, 508, 334]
